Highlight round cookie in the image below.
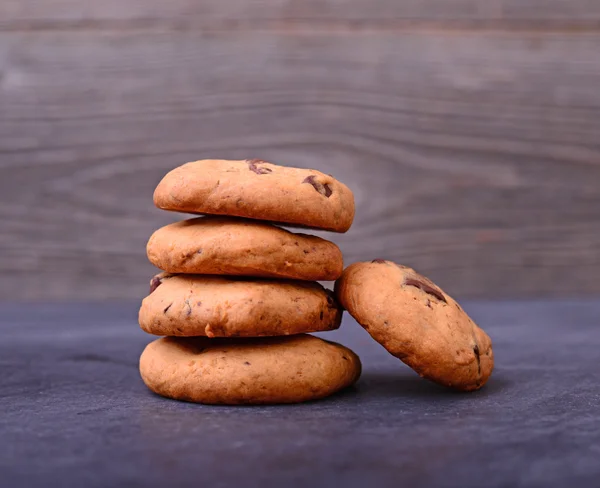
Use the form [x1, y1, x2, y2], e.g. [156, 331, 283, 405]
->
[153, 159, 355, 232]
[139, 273, 342, 337]
[139, 334, 362, 404]
[335, 260, 493, 391]
[147, 216, 343, 281]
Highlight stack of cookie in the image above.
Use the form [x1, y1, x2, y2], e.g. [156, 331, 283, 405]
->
[138, 159, 361, 405]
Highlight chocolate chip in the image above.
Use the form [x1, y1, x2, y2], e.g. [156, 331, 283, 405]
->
[372, 259, 387, 264]
[320, 311, 324, 320]
[244, 361, 251, 366]
[197, 249, 203, 254]
[163, 303, 173, 314]
[325, 291, 337, 307]
[404, 276, 447, 303]
[197, 301, 202, 306]
[184, 299, 192, 316]
[149, 276, 162, 294]
[473, 344, 481, 375]
[247, 159, 273, 175]
[302, 175, 332, 197]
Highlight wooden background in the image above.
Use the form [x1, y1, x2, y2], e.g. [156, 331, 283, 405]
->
[1, 0, 600, 301]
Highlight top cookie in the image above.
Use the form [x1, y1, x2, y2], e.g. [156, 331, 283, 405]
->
[153, 159, 355, 232]
[335, 260, 494, 391]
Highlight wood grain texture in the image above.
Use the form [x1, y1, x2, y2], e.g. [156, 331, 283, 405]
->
[1, 7, 600, 300]
[3, 0, 600, 28]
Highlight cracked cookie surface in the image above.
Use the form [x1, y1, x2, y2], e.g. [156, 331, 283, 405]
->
[335, 260, 493, 391]
[139, 273, 342, 337]
[153, 159, 355, 232]
[139, 334, 362, 404]
[147, 216, 343, 280]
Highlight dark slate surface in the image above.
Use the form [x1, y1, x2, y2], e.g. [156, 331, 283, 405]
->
[1, 301, 599, 488]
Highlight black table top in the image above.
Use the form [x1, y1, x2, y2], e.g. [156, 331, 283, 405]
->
[1, 300, 599, 488]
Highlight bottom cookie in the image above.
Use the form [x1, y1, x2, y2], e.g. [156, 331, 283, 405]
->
[139, 334, 362, 405]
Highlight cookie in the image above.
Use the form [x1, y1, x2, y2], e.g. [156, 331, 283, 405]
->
[153, 159, 355, 232]
[147, 216, 343, 281]
[335, 260, 493, 391]
[139, 334, 362, 404]
[139, 273, 342, 337]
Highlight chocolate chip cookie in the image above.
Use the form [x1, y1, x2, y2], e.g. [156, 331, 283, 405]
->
[153, 159, 355, 232]
[139, 334, 362, 404]
[335, 260, 494, 391]
[139, 273, 342, 337]
[147, 216, 343, 280]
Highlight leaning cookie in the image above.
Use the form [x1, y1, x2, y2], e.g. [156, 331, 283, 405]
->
[139, 334, 362, 404]
[147, 216, 343, 281]
[153, 159, 355, 232]
[335, 260, 493, 391]
[139, 273, 342, 337]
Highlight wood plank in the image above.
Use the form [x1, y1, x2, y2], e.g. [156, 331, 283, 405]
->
[2, 0, 600, 29]
[1, 29, 599, 300]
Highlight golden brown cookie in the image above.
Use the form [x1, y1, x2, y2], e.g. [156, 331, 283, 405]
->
[139, 273, 342, 337]
[153, 159, 355, 232]
[147, 216, 343, 281]
[139, 334, 362, 404]
[335, 260, 493, 391]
